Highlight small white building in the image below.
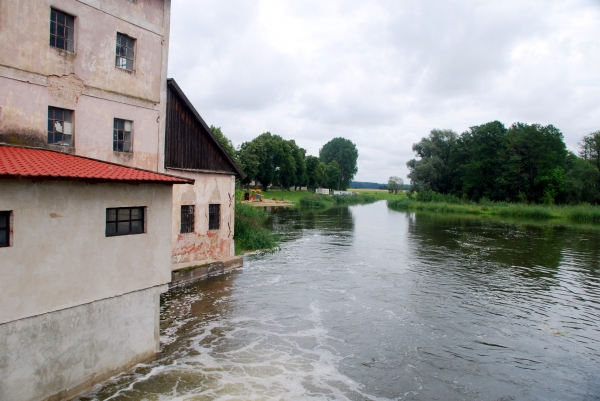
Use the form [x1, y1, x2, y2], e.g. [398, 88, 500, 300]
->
[0, 144, 193, 401]
[316, 188, 330, 195]
[333, 190, 355, 196]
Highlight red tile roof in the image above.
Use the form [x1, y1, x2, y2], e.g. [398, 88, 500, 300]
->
[0, 145, 194, 185]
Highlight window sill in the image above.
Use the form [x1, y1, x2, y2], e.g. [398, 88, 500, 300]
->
[115, 67, 136, 74]
[47, 144, 75, 154]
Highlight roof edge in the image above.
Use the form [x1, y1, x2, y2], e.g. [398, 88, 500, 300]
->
[166, 78, 245, 178]
[0, 143, 195, 185]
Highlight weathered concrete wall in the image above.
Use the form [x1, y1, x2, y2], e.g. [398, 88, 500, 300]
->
[0, 77, 161, 169]
[171, 256, 243, 286]
[0, 285, 166, 401]
[169, 172, 237, 264]
[0, 0, 169, 171]
[0, 180, 173, 324]
[0, 0, 164, 101]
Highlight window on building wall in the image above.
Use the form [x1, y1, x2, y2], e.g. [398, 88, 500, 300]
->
[0, 211, 11, 247]
[48, 107, 73, 146]
[208, 204, 220, 230]
[106, 207, 145, 237]
[113, 119, 133, 152]
[50, 8, 75, 52]
[180, 205, 195, 234]
[116, 33, 135, 71]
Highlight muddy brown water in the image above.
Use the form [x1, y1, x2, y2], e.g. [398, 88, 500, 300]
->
[78, 201, 600, 400]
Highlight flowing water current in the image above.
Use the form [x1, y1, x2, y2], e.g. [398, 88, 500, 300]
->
[79, 201, 600, 400]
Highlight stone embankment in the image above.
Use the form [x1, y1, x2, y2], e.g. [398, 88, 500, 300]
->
[170, 256, 243, 286]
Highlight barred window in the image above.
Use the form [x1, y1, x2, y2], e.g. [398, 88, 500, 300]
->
[50, 8, 75, 52]
[116, 33, 135, 71]
[208, 204, 220, 230]
[113, 119, 133, 152]
[48, 107, 73, 146]
[180, 205, 195, 234]
[0, 211, 11, 247]
[106, 207, 144, 237]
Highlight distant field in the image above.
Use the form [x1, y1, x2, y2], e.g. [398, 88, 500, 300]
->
[350, 188, 408, 201]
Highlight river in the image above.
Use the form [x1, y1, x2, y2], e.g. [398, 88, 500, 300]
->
[79, 201, 600, 400]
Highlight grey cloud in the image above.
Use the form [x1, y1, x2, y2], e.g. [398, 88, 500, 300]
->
[168, 0, 600, 182]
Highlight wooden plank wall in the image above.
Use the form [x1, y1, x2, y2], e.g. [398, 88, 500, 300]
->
[165, 86, 236, 173]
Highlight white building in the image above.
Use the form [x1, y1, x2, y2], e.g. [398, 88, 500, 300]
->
[0, 144, 193, 401]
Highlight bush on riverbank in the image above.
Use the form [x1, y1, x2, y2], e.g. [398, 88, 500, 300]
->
[387, 197, 600, 223]
[234, 203, 278, 254]
[299, 194, 377, 208]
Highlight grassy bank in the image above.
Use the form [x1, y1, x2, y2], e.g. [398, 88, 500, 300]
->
[349, 188, 408, 201]
[299, 194, 377, 208]
[236, 189, 380, 207]
[236, 189, 311, 205]
[387, 198, 600, 223]
[234, 203, 278, 254]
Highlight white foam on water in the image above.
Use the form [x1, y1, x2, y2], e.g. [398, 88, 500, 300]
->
[84, 301, 392, 401]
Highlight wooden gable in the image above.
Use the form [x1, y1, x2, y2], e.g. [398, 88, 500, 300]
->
[165, 79, 243, 177]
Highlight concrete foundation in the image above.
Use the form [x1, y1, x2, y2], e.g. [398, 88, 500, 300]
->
[171, 256, 243, 286]
[0, 285, 167, 401]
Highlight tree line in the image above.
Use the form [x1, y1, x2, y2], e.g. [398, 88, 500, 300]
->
[407, 121, 600, 204]
[210, 126, 359, 191]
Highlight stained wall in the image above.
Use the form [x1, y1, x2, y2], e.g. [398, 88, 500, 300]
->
[0, 180, 173, 324]
[170, 172, 237, 265]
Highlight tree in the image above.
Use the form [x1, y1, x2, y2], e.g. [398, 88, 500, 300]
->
[388, 176, 404, 194]
[453, 121, 507, 201]
[319, 138, 358, 190]
[564, 151, 600, 204]
[579, 131, 600, 170]
[406, 129, 457, 194]
[502, 123, 567, 203]
[209, 125, 236, 161]
[306, 155, 327, 189]
[324, 161, 342, 190]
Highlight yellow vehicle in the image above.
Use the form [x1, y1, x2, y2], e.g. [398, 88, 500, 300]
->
[243, 189, 263, 202]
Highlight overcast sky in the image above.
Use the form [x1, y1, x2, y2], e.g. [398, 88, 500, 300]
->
[168, 0, 600, 183]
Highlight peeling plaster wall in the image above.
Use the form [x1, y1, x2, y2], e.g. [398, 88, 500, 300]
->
[0, 0, 169, 170]
[0, 180, 173, 325]
[170, 172, 237, 264]
[0, 0, 164, 101]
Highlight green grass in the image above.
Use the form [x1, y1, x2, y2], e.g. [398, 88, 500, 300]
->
[236, 189, 310, 205]
[299, 194, 377, 208]
[234, 203, 279, 254]
[349, 188, 409, 201]
[387, 198, 600, 223]
[236, 189, 380, 207]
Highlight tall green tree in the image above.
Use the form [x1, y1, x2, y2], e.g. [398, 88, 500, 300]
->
[564, 152, 600, 204]
[388, 176, 404, 194]
[209, 125, 236, 161]
[503, 123, 567, 203]
[453, 121, 507, 201]
[305, 156, 327, 189]
[319, 138, 358, 190]
[324, 161, 342, 190]
[406, 129, 457, 193]
[579, 131, 600, 170]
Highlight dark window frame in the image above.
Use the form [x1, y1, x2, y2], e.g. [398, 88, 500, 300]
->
[115, 33, 135, 71]
[106, 207, 145, 237]
[208, 204, 220, 230]
[180, 205, 195, 234]
[48, 106, 74, 146]
[113, 118, 133, 152]
[50, 8, 75, 52]
[0, 211, 11, 247]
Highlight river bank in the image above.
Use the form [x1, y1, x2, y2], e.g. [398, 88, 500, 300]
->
[234, 190, 379, 253]
[387, 198, 600, 223]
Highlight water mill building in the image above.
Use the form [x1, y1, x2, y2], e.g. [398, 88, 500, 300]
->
[0, 0, 243, 399]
